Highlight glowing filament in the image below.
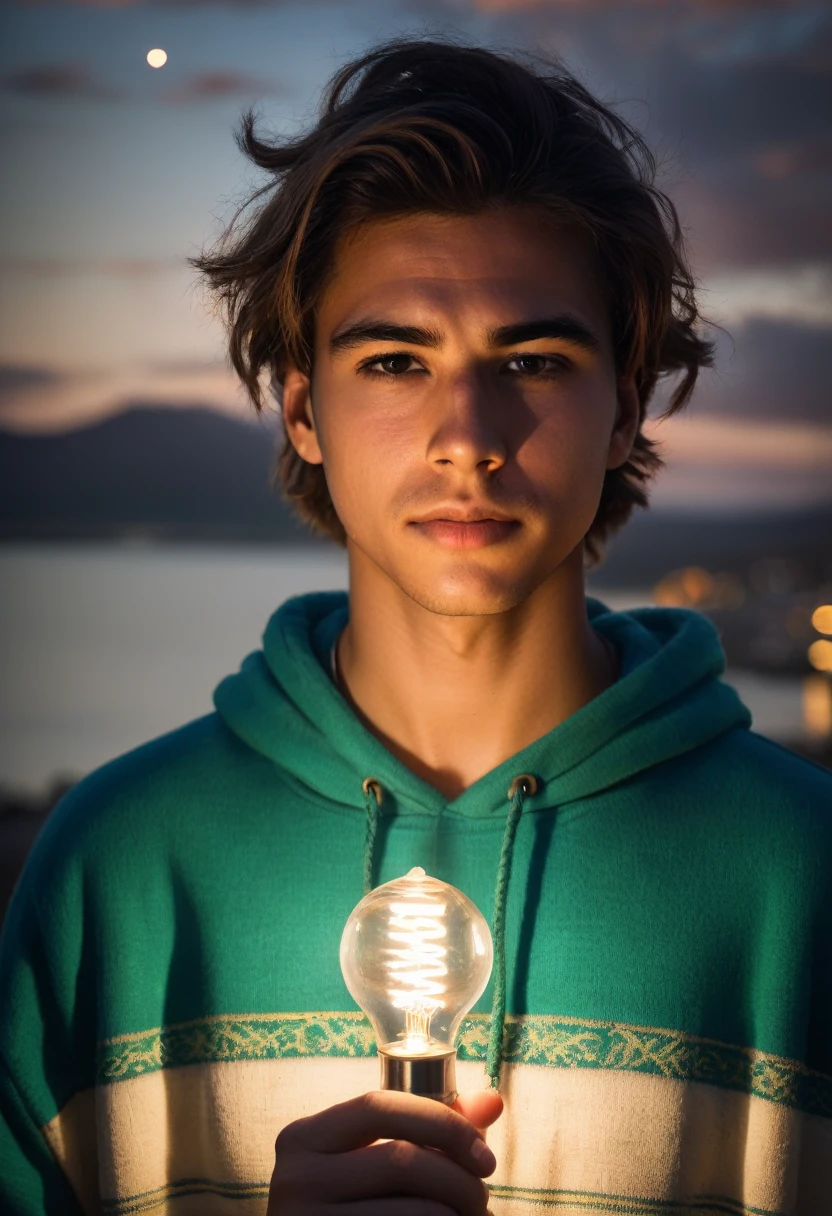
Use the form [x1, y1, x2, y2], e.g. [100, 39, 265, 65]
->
[385, 900, 448, 1045]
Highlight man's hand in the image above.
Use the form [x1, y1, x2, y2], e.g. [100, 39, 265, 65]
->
[268, 1087, 504, 1214]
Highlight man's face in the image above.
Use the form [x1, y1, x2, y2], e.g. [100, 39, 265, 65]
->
[283, 207, 639, 616]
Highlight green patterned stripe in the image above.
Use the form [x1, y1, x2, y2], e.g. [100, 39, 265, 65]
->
[458, 1015, 832, 1118]
[95, 1010, 832, 1117]
[100, 1181, 782, 1216]
[97, 1011, 375, 1082]
[101, 1177, 269, 1215]
[487, 1187, 784, 1215]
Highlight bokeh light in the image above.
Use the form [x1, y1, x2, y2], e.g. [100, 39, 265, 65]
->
[808, 639, 832, 672]
[652, 567, 745, 611]
[803, 674, 832, 738]
[811, 605, 832, 635]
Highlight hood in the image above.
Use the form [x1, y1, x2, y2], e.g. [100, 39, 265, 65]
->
[213, 589, 752, 821]
[213, 589, 752, 1090]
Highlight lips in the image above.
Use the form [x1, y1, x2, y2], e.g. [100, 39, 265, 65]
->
[409, 518, 520, 549]
[410, 504, 517, 524]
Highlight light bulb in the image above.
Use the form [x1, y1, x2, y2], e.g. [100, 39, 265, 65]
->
[340, 866, 493, 1102]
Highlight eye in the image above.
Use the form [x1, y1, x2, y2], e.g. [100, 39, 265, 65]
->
[505, 354, 568, 376]
[359, 353, 425, 377]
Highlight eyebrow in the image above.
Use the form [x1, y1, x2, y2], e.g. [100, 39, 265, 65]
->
[490, 317, 601, 353]
[328, 314, 602, 356]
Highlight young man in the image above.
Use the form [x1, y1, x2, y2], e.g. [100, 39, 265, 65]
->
[2, 37, 831, 1216]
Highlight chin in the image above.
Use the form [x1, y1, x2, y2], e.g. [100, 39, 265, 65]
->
[396, 561, 537, 618]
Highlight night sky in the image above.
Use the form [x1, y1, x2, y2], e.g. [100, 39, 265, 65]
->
[1, 0, 830, 513]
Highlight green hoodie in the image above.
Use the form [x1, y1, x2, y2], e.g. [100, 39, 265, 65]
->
[1, 591, 831, 1216]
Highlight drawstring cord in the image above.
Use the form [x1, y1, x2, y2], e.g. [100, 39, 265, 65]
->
[359, 770, 537, 1091]
[486, 773, 537, 1090]
[362, 777, 383, 896]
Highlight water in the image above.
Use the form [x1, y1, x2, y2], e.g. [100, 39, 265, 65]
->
[0, 543, 807, 794]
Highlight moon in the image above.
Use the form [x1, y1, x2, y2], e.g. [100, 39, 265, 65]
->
[147, 49, 168, 69]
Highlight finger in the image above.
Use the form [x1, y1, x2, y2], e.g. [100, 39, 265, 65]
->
[286, 1090, 496, 1175]
[323, 1140, 490, 1215]
[453, 1090, 504, 1136]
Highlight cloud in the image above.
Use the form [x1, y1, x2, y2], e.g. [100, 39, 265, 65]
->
[0, 361, 249, 434]
[13, 0, 335, 6]
[1, 63, 288, 107]
[511, 3, 832, 271]
[644, 409, 832, 511]
[395, 2, 832, 273]
[674, 174, 832, 271]
[644, 43, 832, 166]
[649, 315, 832, 427]
[0, 258, 183, 278]
[648, 461, 832, 513]
[162, 71, 286, 105]
[702, 263, 832, 329]
[698, 318, 832, 426]
[145, 358, 231, 376]
[477, 1, 812, 6]
[471, 0, 824, 24]
[1, 63, 121, 100]
[647, 411, 832, 470]
[0, 365, 62, 405]
[752, 132, 832, 179]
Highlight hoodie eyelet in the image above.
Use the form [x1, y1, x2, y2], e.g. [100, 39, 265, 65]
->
[362, 777, 383, 806]
[507, 774, 538, 799]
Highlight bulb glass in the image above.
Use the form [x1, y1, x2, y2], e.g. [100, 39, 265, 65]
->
[340, 867, 493, 1059]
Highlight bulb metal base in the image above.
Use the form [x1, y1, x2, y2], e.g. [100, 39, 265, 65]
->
[379, 1047, 457, 1105]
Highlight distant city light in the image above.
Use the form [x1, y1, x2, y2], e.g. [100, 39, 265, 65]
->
[808, 639, 832, 672]
[652, 566, 744, 611]
[147, 49, 168, 69]
[811, 604, 832, 635]
[803, 674, 832, 739]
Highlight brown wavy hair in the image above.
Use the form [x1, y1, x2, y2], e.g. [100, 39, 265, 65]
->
[192, 37, 713, 564]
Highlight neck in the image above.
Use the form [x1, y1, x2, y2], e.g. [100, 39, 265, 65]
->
[335, 543, 616, 801]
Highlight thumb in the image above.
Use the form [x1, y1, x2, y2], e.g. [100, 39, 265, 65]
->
[453, 1087, 504, 1136]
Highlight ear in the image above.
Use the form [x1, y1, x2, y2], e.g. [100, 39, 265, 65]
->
[282, 367, 324, 466]
[606, 374, 641, 471]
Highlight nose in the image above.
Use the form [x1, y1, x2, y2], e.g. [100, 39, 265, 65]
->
[426, 370, 507, 475]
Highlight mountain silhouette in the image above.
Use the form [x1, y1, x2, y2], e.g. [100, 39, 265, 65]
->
[1, 404, 830, 587]
[0, 404, 321, 544]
